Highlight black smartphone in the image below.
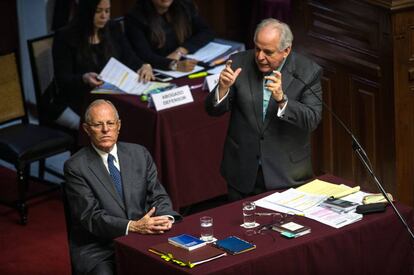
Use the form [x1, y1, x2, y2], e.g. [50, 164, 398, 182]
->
[154, 72, 173, 82]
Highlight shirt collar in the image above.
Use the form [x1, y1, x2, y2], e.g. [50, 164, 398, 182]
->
[91, 143, 119, 164]
[264, 57, 287, 77]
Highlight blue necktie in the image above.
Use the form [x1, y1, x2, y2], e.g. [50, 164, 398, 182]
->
[263, 77, 272, 121]
[107, 154, 124, 200]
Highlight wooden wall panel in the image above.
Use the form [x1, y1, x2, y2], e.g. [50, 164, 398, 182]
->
[393, 10, 414, 206]
[293, 0, 414, 207]
[349, 76, 384, 193]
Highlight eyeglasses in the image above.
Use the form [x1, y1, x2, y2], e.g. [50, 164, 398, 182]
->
[244, 212, 295, 240]
[87, 120, 118, 130]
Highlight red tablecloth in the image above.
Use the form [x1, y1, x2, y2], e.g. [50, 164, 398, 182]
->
[85, 77, 229, 210]
[115, 175, 414, 275]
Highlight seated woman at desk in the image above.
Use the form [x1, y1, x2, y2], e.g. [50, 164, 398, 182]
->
[125, 0, 214, 72]
[52, 0, 154, 130]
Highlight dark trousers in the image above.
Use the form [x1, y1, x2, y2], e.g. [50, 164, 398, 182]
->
[227, 166, 266, 202]
[87, 258, 115, 275]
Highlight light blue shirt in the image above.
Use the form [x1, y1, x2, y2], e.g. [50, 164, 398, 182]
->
[263, 58, 287, 121]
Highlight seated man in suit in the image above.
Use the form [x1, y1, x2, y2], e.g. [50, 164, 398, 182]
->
[64, 99, 180, 275]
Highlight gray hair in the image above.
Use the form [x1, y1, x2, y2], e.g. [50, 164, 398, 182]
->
[84, 99, 119, 123]
[254, 18, 293, 51]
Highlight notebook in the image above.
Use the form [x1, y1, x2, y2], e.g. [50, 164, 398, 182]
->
[168, 234, 206, 251]
[215, 236, 256, 255]
[149, 242, 226, 268]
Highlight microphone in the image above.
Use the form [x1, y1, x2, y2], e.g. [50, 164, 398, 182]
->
[290, 70, 414, 241]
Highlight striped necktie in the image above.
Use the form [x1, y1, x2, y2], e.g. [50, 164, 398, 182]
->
[107, 154, 124, 200]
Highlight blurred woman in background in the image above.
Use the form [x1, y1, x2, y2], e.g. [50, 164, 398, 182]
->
[52, 0, 153, 130]
[125, 0, 214, 72]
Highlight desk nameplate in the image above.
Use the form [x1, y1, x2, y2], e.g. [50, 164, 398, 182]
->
[151, 85, 194, 111]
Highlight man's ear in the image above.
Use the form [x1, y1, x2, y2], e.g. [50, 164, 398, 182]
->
[283, 46, 291, 58]
[82, 123, 90, 136]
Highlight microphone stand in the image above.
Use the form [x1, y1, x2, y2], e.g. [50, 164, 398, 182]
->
[291, 72, 414, 241]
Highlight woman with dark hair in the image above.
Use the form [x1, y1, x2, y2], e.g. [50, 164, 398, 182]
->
[52, 0, 153, 130]
[125, 0, 214, 72]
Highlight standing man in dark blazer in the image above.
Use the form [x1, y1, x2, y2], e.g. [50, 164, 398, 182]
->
[64, 99, 180, 275]
[205, 18, 323, 201]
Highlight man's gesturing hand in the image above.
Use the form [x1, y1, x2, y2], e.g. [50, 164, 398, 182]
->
[218, 60, 242, 100]
[129, 207, 172, 234]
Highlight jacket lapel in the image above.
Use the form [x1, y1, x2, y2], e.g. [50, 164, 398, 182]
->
[117, 144, 134, 216]
[86, 146, 125, 210]
[249, 64, 265, 134]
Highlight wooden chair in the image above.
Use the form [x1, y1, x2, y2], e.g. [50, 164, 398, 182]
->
[27, 33, 55, 127]
[27, 33, 80, 176]
[0, 53, 74, 224]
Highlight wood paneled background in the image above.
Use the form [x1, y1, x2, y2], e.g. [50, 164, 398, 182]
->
[290, 0, 414, 208]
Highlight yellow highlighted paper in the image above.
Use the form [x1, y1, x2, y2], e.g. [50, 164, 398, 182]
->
[297, 179, 360, 199]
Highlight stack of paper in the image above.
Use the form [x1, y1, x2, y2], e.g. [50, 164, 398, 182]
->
[185, 42, 232, 63]
[297, 179, 360, 198]
[255, 188, 328, 215]
[254, 179, 365, 229]
[304, 206, 362, 228]
[153, 65, 204, 79]
[97, 57, 152, 95]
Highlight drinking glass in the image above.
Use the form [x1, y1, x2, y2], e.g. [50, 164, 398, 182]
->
[200, 216, 214, 242]
[242, 201, 256, 228]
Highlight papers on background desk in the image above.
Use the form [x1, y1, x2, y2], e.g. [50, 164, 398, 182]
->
[185, 42, 232, 63]
[154, 65, 204, 78]
[98, 57, 151, 95]
[207, 64, 225, 75]
[92, 81, 170, 96]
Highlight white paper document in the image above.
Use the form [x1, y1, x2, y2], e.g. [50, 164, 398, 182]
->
[255, 188, 328, 214]
[185, 42, 232, 62]
[99, 57, 151, 95]
[304, 206, 363, 228]
[255, 188, 365, 229]
[153, 65, 204, 78]
[207, 64, 225, 75]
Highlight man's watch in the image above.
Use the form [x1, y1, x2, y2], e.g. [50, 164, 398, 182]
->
[169, 60, 178, 71]
[276, 93, 288, 104]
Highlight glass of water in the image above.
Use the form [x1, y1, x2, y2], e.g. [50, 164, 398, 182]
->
[242, 201, 256, 228]
[200, 216, 214, 242]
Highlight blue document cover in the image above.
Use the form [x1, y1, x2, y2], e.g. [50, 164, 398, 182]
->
[215, 236, 256, 255]
[168, 234, 206, 251]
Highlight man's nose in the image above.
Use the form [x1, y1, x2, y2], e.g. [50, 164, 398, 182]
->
[101, 124, 109, 132]
[257, 50, 265, 60]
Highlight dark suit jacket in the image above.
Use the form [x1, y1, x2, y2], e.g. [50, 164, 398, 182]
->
[205, 50, 323, 193]
[64, 142, 180, 273]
